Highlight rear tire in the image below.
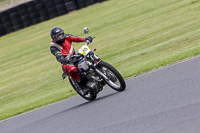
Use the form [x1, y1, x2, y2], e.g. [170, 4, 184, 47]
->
[69, 77, 97, 101]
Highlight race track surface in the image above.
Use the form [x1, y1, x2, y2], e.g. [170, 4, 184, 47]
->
[1, 56, 200, 133]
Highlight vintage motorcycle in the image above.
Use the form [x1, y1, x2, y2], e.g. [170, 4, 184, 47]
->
[67, 27, 126, 100]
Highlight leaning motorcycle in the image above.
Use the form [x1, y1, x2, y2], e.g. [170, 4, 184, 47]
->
[66, 27, 126, 101]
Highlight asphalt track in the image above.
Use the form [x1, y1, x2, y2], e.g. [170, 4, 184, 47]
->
[1, 56, 200, 133]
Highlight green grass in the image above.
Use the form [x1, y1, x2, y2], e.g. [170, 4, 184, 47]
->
[0, 0, 28, 11]
[1, 0, 200, 120]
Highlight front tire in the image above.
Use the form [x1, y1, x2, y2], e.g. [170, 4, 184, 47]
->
[98, 62, 126, 91]
[69, 77, 97, 101]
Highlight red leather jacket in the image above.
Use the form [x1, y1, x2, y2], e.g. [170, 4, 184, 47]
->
[50, 34, 85, 64]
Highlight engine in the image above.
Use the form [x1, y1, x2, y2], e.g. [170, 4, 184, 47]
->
[85, 69, 103, 93]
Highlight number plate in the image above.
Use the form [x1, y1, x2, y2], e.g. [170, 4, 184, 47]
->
[78, 45, 91, 55]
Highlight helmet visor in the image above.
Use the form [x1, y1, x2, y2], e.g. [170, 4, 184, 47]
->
[52, 32, 65, 41]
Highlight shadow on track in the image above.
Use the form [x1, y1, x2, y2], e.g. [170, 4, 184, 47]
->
[59, 92, 119, 113]
[49, 91, 124, 118]
[37, 89, 127, 123]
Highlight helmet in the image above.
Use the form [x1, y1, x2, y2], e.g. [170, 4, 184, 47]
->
[50, 26, 65, 44]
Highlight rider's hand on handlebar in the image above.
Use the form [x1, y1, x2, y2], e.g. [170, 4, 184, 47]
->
[85, 36, 93, 44]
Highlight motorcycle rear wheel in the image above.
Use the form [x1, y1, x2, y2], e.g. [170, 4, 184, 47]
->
[69, 77, 97, 101]
[98, 62, 126, 91]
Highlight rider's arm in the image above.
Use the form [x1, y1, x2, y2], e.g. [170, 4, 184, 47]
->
[68, 36, 85, 42]
[50, 46, 59, 56]
[67, 35, 93, 43]
[50, 46, 68, 64]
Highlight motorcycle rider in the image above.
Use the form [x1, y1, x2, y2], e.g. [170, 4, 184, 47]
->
[50, 26, 93, 82]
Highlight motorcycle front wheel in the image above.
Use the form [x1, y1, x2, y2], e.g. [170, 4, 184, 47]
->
[98, 62, 126, 91]
[68, 77, 97, 101]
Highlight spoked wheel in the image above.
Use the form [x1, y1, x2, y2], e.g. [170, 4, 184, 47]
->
[68, 77, 97, 101]
[98, 62, 126, 91]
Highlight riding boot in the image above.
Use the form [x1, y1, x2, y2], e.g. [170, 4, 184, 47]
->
[62, 72, 68, 80]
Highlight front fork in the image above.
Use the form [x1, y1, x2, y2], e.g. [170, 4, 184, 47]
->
[94, 68, 109, 82]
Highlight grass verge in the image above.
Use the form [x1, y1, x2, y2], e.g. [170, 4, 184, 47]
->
[0, 0, 200, 120]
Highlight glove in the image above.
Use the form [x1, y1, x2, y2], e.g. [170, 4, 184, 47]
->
[85, 36, 93, 43]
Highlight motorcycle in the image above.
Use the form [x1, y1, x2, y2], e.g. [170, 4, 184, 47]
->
[66, 27, 126, 100]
